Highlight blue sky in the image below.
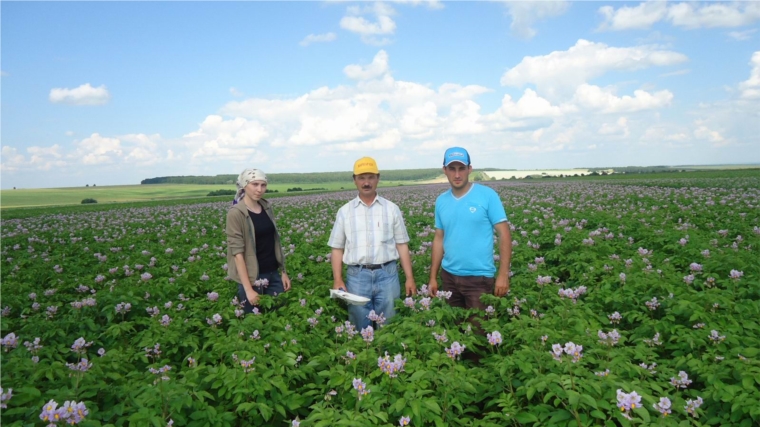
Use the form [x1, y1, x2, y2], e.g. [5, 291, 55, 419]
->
[2, 1, 759, 189]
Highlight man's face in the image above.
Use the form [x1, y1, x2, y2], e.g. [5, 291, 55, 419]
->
[443, 162, 471, 190]
[353, 173, 379, 197]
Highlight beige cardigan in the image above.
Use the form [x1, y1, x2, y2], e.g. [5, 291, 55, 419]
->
[225, 199, 286, 285]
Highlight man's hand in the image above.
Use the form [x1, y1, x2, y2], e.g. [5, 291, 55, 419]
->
[245, 288, 260, 305]
[428, 275, 439, 296]
[494, 275, 510, 297]
[405, 277, 417, 296]
[333, 278, 347, 292]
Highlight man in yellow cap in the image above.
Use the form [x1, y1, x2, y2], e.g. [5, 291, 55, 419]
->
[328, 157, 417, 330]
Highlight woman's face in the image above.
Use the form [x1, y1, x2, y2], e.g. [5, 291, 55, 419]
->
[245, 180, 267, 201]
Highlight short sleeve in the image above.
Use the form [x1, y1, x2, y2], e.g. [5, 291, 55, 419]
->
[327, 209, 347, 249]
[434, 198, 443, 229]
[487, 188, 508, 226]
[392, 205, 410, 244]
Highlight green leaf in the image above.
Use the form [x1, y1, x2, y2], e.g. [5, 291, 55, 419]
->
[581, 394, 599, 409]
[566, 390, 580, 409]
[236, 402, 255, 413]
[394, 398, 407, 413]
[526, 387, 536, 400]
[515, 412, 539, 424]
[257, 403, 273, 421]
[548, 409, 574, 423]
[423, 399, 441, 415]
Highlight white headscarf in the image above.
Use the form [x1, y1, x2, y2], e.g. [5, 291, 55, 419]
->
[233, 169, 268, 205]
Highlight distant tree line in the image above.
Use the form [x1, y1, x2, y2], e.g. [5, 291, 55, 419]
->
[206, 189, 279, 197]
[286, 187, 327, 192]
[586, 166, 687, 174]
[142, 168, 469, 185]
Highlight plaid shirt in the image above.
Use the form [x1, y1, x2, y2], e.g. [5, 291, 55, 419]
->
[328, 195, 410, 265]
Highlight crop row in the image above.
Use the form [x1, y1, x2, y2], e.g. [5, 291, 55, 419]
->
[1, 178, 759, 427]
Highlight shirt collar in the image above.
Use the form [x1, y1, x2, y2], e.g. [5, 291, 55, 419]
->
[353, 194, 383, 207]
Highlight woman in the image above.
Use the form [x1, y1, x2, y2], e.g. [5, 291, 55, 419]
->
[226, 169, 290, 313]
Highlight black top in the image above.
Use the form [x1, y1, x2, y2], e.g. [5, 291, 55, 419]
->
[248, 209, 278, 274]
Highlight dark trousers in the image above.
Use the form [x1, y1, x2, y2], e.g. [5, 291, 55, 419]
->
[440, 269, 494, 364]
[440, 269, 494, 310]
[237, 271, 284, 314]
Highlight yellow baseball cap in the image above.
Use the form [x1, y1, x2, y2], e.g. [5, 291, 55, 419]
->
[353, 157, 379, 175]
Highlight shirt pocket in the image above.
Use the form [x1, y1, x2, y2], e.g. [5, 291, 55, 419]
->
[380, 219, 394, 243]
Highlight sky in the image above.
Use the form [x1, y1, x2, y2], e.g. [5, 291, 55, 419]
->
[1, 0, 759, 189]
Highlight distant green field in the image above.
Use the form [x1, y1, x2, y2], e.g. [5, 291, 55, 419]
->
[0, 181, 408, 209]
[3, 168, 758, 211]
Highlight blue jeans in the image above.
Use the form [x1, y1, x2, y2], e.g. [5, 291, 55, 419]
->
[237, 271, 284, 314]
[346, 261, 401, 330]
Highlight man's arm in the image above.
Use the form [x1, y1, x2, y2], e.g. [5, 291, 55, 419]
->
[494, 222, 512, 297]
[396, 243, 416, 296]
[331, 248, 347, 291]
[428, 228, 444, 296]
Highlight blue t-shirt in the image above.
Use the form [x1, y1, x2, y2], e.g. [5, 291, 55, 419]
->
[435, 183, 508, 277]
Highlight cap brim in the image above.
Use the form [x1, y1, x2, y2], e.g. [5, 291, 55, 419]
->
[444, 160, 468, 167]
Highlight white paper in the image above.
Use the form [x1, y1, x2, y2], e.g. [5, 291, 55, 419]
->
[329, 289, 370, 306]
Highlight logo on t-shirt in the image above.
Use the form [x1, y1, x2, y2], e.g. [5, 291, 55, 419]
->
[469, 207, 477, 213]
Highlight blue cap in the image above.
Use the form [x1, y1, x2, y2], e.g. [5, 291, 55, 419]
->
[443, 147, 470, 167]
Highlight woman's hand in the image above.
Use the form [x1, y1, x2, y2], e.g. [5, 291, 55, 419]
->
[245, 288, 260, 306]
[282, 272, 291, 292]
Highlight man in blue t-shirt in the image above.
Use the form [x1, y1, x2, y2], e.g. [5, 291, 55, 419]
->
[428, 147, 512, 309]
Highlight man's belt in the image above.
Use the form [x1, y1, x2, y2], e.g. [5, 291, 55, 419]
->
[353, 260, 395, 270]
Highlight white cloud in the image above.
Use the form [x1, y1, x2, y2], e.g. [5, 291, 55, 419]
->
[484, 90, 575, 133]
[693, 120, 726, 146]
[389, 0, 443, 10]
[49, 83, 110, 105]
[599, 1, 760, 31]
[119, 133, 163, 165]
[446, 100, 487, 135]
[230, 87, 244, 97]
[300, 32, 337, 47]
[437, 83, 491, 101]
[0, 144, 67, 176]
[598, 117, 630, 137]
[27, 145, 67, 171]
[668, 2, 760, 29]
[1, 70, 9, 77]
[74, 133, 123, 165]
[643, 126, 689, 143]
[399, 102, 440, 138]
[183, 115, 269, 160]
[728, 28, 757, 41]
[659, 69, 690, 78]
[218, 51, 499, 152]
[598, 1, 669, 31]
[210, 50, 691, 163]
[738, 51, 760, 100]
[72, 133, 164, 167]
[504, 0, 570, 39]
[27, 145, 63, 158]
[328, 129, 402, 151]
[573, 84, 674, 113]
[1, 146, 25, 173]
[500, 39, 687, 98]
[65, 131, 75, 137]
[344, 50, 390, 80]
[340, 2, 396, 45]
[492, 89, 570, 118]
